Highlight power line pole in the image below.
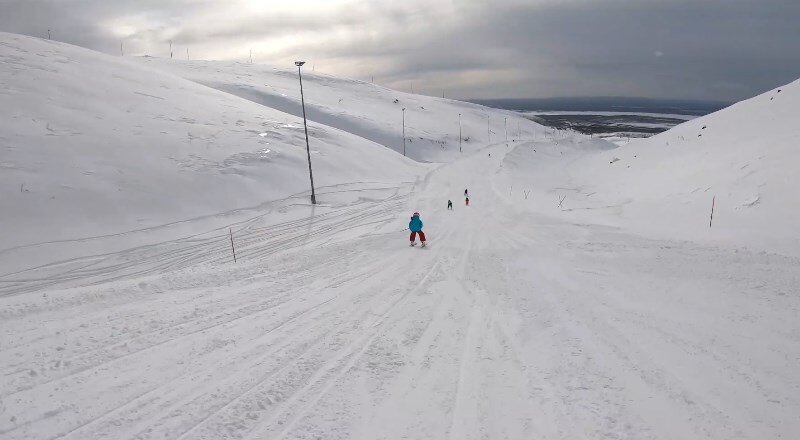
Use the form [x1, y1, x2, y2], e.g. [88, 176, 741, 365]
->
[458, 113, 462, 153]
[402, 108, 407, 157]
[295, 61, 317, 205]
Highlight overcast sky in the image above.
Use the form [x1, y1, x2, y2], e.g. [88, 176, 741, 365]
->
[1, 0, 798, 101]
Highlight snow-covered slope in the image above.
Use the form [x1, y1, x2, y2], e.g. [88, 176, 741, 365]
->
[3, 137, 799, 440]
[591, 80, 799, 246]
[0, 33, 399, 255]
[0, 33, 542, 273]
[497, 80, 800, 254]
[1, 31, 798, 440]
[135, 57, 535, 163]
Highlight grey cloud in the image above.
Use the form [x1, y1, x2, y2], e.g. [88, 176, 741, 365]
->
[1, 0, 798, 101]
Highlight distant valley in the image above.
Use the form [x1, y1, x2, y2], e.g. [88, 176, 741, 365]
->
[471, 96, 731, 142]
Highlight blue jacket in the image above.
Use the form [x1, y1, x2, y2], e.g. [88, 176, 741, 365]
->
[409, 215, 423, 232]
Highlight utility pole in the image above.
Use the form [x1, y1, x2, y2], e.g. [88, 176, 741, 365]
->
[295, 61, 317, 205]
[458, 113, 462, 153]
[402, 108, 407, 157]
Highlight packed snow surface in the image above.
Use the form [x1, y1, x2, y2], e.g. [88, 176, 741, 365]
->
[1, 33, 799, 440]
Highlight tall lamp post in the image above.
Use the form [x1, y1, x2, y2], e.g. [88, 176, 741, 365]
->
[402, 108, 406, 157]
[295, 61, 317, 205]
[458, 113, 462, 153]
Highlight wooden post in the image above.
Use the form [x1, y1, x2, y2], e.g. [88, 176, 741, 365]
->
[709, 196, 716, 228]
[229, 227, 237, 262]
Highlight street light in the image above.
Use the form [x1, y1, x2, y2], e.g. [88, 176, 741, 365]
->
[402, 108, 406, 157]
[458, 113, 462, 153]
[295, 61, 317, 205]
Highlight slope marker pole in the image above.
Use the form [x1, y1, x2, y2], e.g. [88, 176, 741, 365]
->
[229, 228, 237, 263]
[709, 196, 716, 228]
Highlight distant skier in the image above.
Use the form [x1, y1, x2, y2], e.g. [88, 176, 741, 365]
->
[464, 189, 468, 197]
[408, 212, 427, 247]
[465, 196, 470, 206]
[447, 200, 453, 210]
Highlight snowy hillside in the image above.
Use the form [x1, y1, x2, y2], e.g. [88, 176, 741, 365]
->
[1, 31, 799, 440]
[0, 32, 539, 273]
[497, 80, 800, 255]
[135, 57, 533, 163]
[595, 80, 800, 250]
[0, 33, 399, 269]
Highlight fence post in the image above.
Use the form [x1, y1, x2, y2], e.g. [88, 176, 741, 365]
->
[229, 227, 237, 262]
[709, 196, 715, 228]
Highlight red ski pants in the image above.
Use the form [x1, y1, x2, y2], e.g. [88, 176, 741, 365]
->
[410, 231, 426, 242]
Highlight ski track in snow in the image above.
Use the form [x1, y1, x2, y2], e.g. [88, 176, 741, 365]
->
[0, 182, 412, 297]
[1, 143, 799, 440]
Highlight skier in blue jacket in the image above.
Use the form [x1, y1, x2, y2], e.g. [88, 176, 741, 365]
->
[408, 212, 427, 247]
